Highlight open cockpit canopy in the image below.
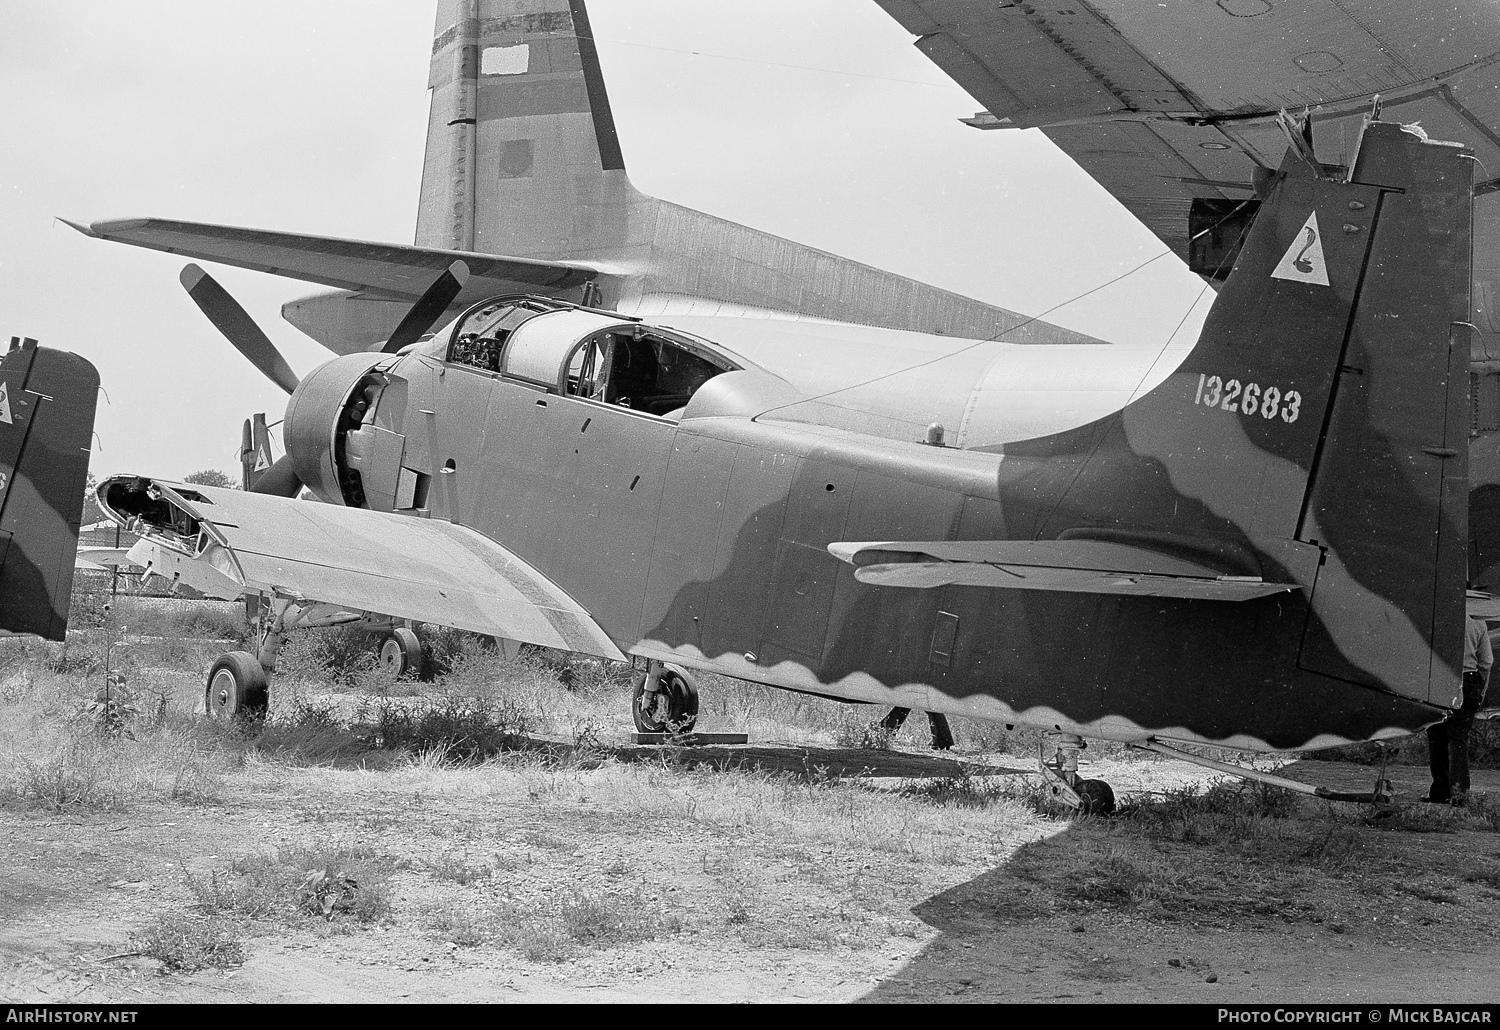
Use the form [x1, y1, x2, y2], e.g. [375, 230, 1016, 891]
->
[418, 296, 740, 419]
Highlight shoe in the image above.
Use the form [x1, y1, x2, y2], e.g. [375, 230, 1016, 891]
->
[1422, 794, 1451, 804]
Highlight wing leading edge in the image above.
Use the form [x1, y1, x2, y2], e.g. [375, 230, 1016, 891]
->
[829, 539, 1293, 600]
[96, 479, 624, 661]
[63, 216, 597, 305]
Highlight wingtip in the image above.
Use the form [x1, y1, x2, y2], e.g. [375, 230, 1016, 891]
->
[828, 541, 893, 565]
[57, 218, 100, 238]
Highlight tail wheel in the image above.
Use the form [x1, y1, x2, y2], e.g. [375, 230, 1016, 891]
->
[205, 651, 268, 721]
[379, 627, 422, 679]
[631, 664, 699, 733]
[1074, 778, 1116, 816]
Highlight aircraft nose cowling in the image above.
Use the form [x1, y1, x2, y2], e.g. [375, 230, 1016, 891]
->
[284, 352, 389, 505]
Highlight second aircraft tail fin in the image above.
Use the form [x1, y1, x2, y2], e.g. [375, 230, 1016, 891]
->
[0, 339, 100, 641]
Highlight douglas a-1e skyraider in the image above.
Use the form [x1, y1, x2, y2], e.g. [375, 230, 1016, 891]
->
[79, 1, 1484, 811]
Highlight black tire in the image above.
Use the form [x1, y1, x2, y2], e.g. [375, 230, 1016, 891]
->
[205, 651, 268, 721]
[379, 628, 422, 679]
[631, 664, 700, 733]
[1074, 778, 1116, 816]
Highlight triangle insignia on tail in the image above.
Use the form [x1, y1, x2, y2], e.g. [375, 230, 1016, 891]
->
[1271, 211, 1330, 286]
[0, 382, 14, 425]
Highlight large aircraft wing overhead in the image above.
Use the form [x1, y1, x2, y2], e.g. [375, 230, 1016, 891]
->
[63, 217, 597, 305]
[874, 1, 1500, 305]
[829, 539, 1294, 600]
[98, 479, 624, 661]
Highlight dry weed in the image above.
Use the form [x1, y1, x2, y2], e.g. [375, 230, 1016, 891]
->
[134, 912, 245, 971]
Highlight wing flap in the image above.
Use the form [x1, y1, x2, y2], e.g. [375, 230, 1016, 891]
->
[100, 479, 624, 660]
[830, 539, 1293, 601]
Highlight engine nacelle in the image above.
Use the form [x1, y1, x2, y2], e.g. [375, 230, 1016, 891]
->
[284, 351, 389, 505]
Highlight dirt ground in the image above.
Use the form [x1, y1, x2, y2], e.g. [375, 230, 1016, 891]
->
[3, 740, 1500, 1005]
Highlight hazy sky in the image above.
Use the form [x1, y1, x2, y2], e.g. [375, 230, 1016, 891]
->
[0, 0, 1210, 481]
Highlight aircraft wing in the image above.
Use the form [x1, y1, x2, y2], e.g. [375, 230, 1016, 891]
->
[63, 217, 597, 304]
[99, 479, 624, 661]
[829, 539, 1293, 600]
[874, 2, 1500, 317]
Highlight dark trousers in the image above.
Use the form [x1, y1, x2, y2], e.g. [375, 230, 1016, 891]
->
[1428, 669, 1489, 800]
[880, 707, 956, 750]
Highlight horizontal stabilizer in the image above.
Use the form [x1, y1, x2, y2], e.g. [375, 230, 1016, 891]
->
[97, 478, 624, 660]
[63, 217, 596, 302]
[830, 540, 1292, 601]
[75, 547, 133, 571]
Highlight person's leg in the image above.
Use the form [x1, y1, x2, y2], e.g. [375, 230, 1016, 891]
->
[1428, 722, 1451, 801]
[1450, 671, 1487, 802]
[880, 707, 911, 732]
[926, 712, 955, 751]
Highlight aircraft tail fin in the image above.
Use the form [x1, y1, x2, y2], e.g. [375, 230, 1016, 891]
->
[402, 0, 1094, 348]
[0, 339, 100, 641]
[416, 0, 631, 258]
[240, 413, 274, 491]
[1015, 120, 1473, 707]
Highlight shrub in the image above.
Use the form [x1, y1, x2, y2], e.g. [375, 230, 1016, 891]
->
[275, 625, 381, 686]
[189, 845, 395, 925]
[357, 695, 531, 762]
[135, 913, 245, 971]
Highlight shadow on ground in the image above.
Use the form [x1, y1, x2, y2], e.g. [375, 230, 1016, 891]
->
[854, 762, 1500, 1003]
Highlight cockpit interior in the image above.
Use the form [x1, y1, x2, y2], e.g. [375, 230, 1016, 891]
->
[424, 296, 737, 420]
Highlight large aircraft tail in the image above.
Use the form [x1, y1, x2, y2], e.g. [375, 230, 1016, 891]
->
[1009, 119, 1473, 709]
[397, 0, 1095, 343]
[0, 339, 100, 641]
[415, 0, 627, 259]
[75, 0, 1107, 353]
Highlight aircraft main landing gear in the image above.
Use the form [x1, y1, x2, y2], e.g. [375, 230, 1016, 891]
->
[1038, 731, 1116, 816]
[632, 660, 699, 733]
[205, 651, 268, 720]
[204, 593, 363, 722]
[379, 627, 423, 679]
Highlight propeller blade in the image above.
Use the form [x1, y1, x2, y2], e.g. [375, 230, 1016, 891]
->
[249, 453, 302, 497]
[180, 263, 301, 394]
[382, 260, 470, 354]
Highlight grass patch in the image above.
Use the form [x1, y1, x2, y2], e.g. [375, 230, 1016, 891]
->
[429, 853, 495, 885]
[355, 695, 532, 762]
[135, 912, 245, 971]
[422, 888, 680, 960]
[189, 844, 396, 926]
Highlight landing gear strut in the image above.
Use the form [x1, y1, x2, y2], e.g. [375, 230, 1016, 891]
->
[204, 593, 362, 722]
[1038, 731, 1116, 816]
[631, 660, 699, 733]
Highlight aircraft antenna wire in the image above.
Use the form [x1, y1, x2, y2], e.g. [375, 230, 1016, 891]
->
[1117, 198, 1258, 407]
[754, 247, 1179, 421]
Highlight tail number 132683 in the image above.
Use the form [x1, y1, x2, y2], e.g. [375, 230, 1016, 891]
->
[1194, 374, 1301, 423]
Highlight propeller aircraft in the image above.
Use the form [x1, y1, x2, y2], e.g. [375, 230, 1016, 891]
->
[73, 0, 1492, 810]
